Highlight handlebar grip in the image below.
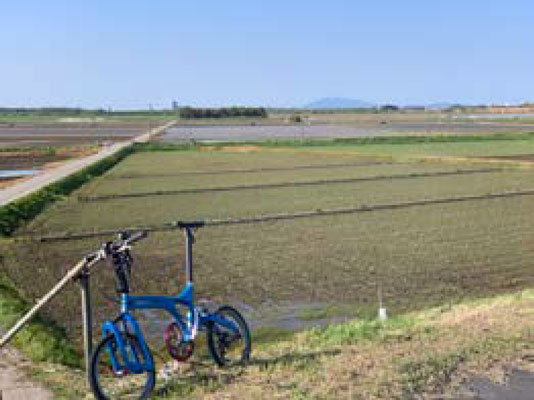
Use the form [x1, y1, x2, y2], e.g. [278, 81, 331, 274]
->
[128, 230, 148, 244]
[85, 251, 100, 263]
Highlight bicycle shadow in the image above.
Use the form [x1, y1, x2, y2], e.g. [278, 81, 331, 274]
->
[154, 348, 341, 396]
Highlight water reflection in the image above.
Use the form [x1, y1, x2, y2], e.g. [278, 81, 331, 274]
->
[0, 169, 39, 179]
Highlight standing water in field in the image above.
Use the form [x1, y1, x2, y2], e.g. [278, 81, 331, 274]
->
[0, 170, 39, 179]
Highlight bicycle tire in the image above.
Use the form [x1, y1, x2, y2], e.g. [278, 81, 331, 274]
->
[89, 333, 156, 400]
[207, 305, 251, 367]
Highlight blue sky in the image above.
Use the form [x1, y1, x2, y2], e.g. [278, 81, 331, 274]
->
[1, 1, 532, 108]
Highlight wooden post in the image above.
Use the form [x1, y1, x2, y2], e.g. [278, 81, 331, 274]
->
[77, 268, 93, 386]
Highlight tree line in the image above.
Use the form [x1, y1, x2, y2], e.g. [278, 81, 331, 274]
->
[179, 107, 267, 119]
[0, 107, 174, 116]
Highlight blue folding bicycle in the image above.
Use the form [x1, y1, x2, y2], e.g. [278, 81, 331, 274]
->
[89, 221, 251, 400]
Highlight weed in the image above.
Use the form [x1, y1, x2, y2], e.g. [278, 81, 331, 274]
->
[306, 317, 415, 346]
[0, 273, 80, 366]
[398, 350, 465, 394]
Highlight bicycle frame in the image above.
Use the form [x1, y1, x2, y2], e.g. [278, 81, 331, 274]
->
[101, 225, 239, 374]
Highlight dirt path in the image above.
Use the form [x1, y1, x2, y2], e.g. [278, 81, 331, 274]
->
[0, 345, 52, 400]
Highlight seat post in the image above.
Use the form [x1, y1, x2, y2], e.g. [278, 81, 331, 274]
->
[184, 227, 194, 284]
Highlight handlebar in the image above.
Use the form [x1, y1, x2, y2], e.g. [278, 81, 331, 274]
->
[85, 251, 103, 263]
[82, 223, 199, 293]
[123, 230, 148, 245]
[84, 230, 148, 263]
[107, 230, 148, 254]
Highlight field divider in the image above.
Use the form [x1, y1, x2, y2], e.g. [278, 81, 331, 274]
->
[79, 167, 502, 202]
[105, 161, 396, 179]
[35, 185, 534, 242]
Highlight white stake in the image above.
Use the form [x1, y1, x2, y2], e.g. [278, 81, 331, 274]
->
[377, 284, 388, 321]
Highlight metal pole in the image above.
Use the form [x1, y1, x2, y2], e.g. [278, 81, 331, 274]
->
[78, 268, 93, 386]
[185, 228, 193, 283]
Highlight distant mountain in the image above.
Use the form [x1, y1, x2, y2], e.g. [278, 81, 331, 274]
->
[304, 97, 375, 109]
[425, 102, 457, 110]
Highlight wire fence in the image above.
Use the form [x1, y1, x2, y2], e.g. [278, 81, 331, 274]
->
[3, 191, 534, 349]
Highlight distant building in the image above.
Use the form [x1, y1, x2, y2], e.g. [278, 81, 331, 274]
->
[488, 105, 534, 114]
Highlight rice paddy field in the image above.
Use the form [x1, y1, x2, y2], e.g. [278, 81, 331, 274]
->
[3, 139, 534, 348]
[296, 138, 534, 159]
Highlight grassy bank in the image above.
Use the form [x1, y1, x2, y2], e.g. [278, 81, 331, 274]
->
[25, 288, 534, 398]
[0, 267, 80, 367]
[148, 288, 534, 398]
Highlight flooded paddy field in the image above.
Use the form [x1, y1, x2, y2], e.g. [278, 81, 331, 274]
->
[0, 124, 146, 188]
[4, 141, 534, 349]
[160, 122, 534, 143]
[0, 148, 92, 169]
[0, 126, 143, 148]
[0, 147, 101, 189]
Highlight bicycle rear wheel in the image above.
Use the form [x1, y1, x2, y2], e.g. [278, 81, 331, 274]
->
[207, 305, 251, 367]
[89, 333, 155, 400]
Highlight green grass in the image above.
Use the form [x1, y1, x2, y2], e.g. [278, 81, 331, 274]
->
[4, 140, 534, 377]
[0, 262, 80, 366]
[25, 164, 534, 233]
[85, 160, 489, 197]
[295, 139, 534, 159]
[306, 316, 416, 346]
[105, 148, 388, 176]
[4, 147, 534, 346]
[149, 131, 534, 160]
[7, 191, 534, 347]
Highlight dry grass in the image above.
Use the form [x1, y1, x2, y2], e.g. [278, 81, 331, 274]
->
[26, 289, 534, 399]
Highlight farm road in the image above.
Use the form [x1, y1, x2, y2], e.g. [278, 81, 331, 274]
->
[0, 121, 175, 206]
[0, 141, 129, 206]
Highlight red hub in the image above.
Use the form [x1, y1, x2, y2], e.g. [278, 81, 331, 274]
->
[164, 323, 194, 361]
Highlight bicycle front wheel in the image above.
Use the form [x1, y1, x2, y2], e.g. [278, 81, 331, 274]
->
[207, 305, 251, 367]
[89, 333, 155, 400]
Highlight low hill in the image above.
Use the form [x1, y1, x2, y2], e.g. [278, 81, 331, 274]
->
[304, 97, 375, 109]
